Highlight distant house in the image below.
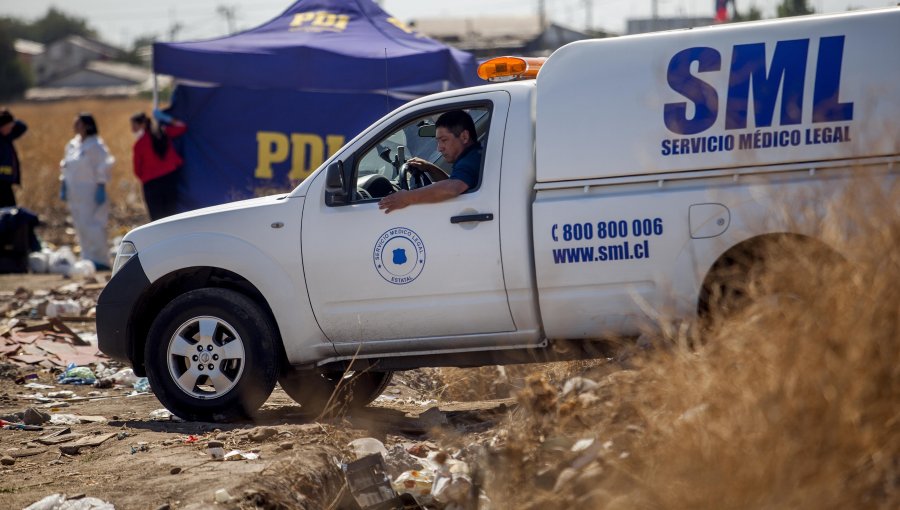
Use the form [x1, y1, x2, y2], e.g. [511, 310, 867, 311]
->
[40, 60, 151, 88]
[626, 17, 715, 35]
[411, 16, 609, 59]
[31, 35, 121, 86]
[24, 35, 156, 100]
[13, 39, 44, 69]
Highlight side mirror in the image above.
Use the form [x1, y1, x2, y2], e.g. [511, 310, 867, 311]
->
[325, 161, 349, 206]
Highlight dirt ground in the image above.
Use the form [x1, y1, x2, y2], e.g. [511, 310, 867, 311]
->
[0, 273, 520, 510]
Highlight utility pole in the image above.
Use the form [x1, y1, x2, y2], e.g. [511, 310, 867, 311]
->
[538, 0, 546, 28]
[584, 0, 593, 31]
[652, 0, 658, 19]
[217, 5, 237, 34]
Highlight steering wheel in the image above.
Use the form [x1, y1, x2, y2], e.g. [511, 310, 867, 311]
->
[398, 162, 428, 191]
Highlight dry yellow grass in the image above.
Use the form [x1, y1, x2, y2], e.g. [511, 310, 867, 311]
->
[482, 179, 900, 509]
[6, 98, 154, 245]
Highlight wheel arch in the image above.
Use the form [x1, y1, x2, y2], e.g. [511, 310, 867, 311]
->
[128, 266, 289, 377]
[696, 232, 840, 317]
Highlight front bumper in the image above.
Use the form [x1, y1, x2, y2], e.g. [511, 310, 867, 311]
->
[96, 255, 150, 365]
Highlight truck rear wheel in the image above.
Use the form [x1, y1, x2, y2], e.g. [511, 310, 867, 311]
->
[144, 288, 279, 422]
[279, 369, 393, 416]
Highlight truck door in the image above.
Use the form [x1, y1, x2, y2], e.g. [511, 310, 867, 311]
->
[301, 91, 514, 343]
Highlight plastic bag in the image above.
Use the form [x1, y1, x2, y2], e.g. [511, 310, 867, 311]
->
[46, 299, 83, 318]
[69, 260, 96, 279]
[48, 247, 76, 275]
[392, 470, 434, 504]
[57, 364, 96, 385]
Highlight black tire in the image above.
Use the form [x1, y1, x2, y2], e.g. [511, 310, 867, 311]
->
[144, 288, 279, 422]
[700, 236, 843, 329]
[279, 369, 394, 416]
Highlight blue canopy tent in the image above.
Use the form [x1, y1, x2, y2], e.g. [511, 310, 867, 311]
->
[153, 0, 479, 211]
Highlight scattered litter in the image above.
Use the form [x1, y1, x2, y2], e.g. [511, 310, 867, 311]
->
[45, 299, 83, 319]
[24, 382, 55, 389]
[15, 373, 39, 384]
[28, 251, 50, 274]
[48, 247, 77, 276]
[1, 319, 102, 369]
[109, 368, 138, 386]
[0, 419, 43, 431]
[208, 441, 225, 460]
[149, 408, 173, 421]
[349, 437, 388, 459]
[407, 441, 438, 458]
[214, 489, 233, 504]
[48, 390, 77, 398]
[69, 260, 96, 280]
[57, 364, 96, 385]
[384, 444, 425, 479]
[130, 442, 149, 454]
[562, 377, 599, 397]
[133, 378, 150, 393]
[345, 453, 403, 509]
[60, 432, 118, 455]
[431, 452, 473, 508]
[571, 438, 595, 452]
[49, 414, 81, 425]
[223, 450, 260, 461]
[392, 469, 434, 504]
[24, 407, 51, 425]
[23, 493, 115, 510]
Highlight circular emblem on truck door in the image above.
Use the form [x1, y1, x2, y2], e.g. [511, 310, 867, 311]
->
[373, 227, 426, 285]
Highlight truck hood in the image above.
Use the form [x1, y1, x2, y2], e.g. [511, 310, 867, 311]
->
[123, 194, 300, 249]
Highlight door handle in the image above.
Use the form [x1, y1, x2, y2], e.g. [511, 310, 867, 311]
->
[450, 213, 494, 224]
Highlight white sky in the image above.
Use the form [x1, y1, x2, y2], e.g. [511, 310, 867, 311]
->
[0, 0, 895, 47]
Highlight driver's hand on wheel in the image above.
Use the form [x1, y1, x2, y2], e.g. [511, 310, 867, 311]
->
[379, 189, 412, 214]
[405, 157, 429, 169]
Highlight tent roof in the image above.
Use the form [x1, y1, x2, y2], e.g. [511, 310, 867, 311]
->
[153, 0, 479, 92]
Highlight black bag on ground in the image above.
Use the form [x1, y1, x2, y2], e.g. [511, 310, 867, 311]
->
[0, 207, 40, 273]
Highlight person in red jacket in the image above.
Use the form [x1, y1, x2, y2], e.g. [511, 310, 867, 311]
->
[130, 110, 187, 221]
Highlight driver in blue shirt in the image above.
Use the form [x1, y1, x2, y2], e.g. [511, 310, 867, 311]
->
[379, 110, 481, 213]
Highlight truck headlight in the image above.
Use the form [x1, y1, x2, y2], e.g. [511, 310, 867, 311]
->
[112, 241, 137, 276]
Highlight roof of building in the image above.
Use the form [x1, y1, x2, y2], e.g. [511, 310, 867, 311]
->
[49, 35, 121, 58]
[14, 39, 45, 56]
[410, 15, 602, 55]
[85, 60, 152, 83]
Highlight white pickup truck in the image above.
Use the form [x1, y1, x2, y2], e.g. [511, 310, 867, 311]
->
[98, 9, 899, 421]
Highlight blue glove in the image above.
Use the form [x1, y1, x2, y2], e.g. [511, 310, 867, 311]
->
[60, 180, 67, 202]
[95, 184, 106, 205]
[153, 109, 174, 124]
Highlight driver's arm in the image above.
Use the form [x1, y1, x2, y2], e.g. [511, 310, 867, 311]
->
[378, 179, 468, 213]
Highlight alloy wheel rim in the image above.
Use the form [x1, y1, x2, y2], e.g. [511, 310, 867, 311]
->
[166, 315, 246, 400]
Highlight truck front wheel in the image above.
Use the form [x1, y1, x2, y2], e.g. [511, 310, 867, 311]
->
[144, 288, 279, 421]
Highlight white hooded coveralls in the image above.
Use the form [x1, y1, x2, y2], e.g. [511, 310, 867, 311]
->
[60, 135, 115, 267]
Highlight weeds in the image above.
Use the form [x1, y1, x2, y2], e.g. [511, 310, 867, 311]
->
[479, 179, 900, 509]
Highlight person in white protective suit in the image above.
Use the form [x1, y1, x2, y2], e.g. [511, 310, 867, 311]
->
[59, 113, 115, 271]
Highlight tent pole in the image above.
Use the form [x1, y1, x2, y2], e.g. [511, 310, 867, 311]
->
[152, 74, 159, 109]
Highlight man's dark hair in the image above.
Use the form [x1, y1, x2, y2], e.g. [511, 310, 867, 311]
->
[78, 113, 98, 136]
[0, 108, 13, 127]
[436, 110, 476, 142]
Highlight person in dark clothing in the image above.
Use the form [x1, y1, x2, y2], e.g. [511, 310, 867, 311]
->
[0, 108, 27, 208]
[378, 110, 482, 213]
[130, 110, 187, 221]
